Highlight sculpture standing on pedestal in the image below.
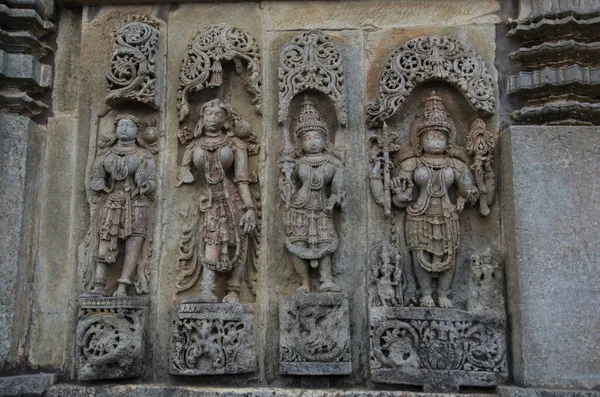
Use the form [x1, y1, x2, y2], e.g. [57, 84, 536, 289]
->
[176, 99, 259, 303]
[370, 92, 481, 308]
[280, 97, 345, 293]
[85, 114, 158, 297]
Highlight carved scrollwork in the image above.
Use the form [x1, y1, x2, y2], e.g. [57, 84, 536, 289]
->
[177, 24, 262, 123]
[278, 30, 346, 125]
[367, 35, 496, 127]
[105, 16, 160, 108]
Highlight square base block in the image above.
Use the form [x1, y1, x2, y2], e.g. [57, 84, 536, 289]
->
[170, 303, 257, 375]
[76, 296, 149, 381]
[279, 292, 351, 375]
[370, 307, 507, 391]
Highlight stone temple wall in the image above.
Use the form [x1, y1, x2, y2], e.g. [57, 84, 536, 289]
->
[0, 0, 599, 396]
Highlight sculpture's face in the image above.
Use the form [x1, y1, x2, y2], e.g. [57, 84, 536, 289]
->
[116, 119, 138, 142]
[421, 130, 448, 154]
[203, 106, 227, 133]
[302, 130, 325, 154]
[381, 264, 394, 276]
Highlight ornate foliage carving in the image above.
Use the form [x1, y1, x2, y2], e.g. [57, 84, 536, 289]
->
[367, 35, 496, 127]
[76, 297, 148, 381]
[278, 30, 346, 125]
[279, 293, 351, 375]
[105, 16, 160, 108]
[370, 307, 507, 389]
[177, 24, 262, 123]
[170, 303, 257, 375]
[369, 241, 405, 307]
[467, 119, 497, 216]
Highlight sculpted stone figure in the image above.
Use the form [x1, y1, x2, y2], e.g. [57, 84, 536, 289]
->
[370, 92, 480, 308]
[85, 115, 158, 297]
[369, 241, 404, 307]
[176, 99, 259, 303]
[280, 97, 345, 293]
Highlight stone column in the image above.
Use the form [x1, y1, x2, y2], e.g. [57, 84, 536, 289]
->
[503, 0, 600, 392]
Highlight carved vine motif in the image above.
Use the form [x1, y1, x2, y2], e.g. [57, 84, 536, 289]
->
[371, 318, 506, 373]
[76, 298, 148, 381]
[278, 30, 346, 125]
[467, 119, 497, 216]
[369, 241, 405, 307]
[105, 16, 160, 108]
[367, 35, 496, 127]
[178, 24, 262, 123]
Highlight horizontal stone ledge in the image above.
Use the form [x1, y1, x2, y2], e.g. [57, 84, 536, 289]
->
[0, 87, 48, 116]
[0, 27, 53, 59]
[0, 49, 52, 90]
[509, 40, 600, 68]
[498, 386, 600, 397]
[47, 385, 500, 397]
[0, 4, 54, 38]
[507, 65, 600, 95]
[3, 0, 54, 20]
[508, 12, 600, 39]
[512, 100, 600, 126]
[0, 373, 57, 397]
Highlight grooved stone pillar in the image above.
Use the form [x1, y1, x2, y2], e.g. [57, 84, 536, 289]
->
[500, 126, 600, 389]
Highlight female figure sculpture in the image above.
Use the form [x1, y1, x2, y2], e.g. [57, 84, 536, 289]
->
[177, 99, 258, 303]
[370, 92, 480, 308]
[86, 114, 157, 297]
[280, 97, 345, 293]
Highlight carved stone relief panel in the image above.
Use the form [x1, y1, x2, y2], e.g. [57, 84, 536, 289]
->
[76, 296, 149, 381]
[170, 303, 257, 375]
[279, 292, 351, 375]
[370, 307, 507, 391]
[105, 16, 161, 108]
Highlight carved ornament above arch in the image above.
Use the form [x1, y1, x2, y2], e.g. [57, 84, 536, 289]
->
[366, 35, 496, 127]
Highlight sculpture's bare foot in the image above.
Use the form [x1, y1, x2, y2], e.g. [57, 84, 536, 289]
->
[112, 284, 128, 298]
[296, 285, 310, 293]
[419, 295, 435, 307]
[319, 281, 341, 292]
[222, 291, 239, 304]
[438, 297, 454, 308]
[83, 284, 106, 297]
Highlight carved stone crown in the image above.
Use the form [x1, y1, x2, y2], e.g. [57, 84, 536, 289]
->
[416, 91, 451, 138]
[295, 96, 328, 138]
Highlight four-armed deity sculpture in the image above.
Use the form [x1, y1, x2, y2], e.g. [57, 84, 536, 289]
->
[279, 97, 345, 293]
[84, 114, 158, 297]
[176, 99, 259, 304]
[370, 92, 484, 308]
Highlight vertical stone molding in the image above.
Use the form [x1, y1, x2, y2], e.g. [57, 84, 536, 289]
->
[170, 303, 257, 375]
[279, 292, 351, 375]
[76, 297, 149, 381]
[508, 0, 600, 125]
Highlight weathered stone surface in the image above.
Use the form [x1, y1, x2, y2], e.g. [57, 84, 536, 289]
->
[500, 126, 600, 388]
[76, 296, 148, 381]
[499, 387, 600, 397]
[0, 49, 52, 89]
[370, 307, 507, 391]
[279, 292, 351, 375]
[0, 373, 57, 397]
[170, 303, 257, 375]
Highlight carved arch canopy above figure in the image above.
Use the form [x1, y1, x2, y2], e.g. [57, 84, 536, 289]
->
[367, 35, 496, 127]
[279, 30, 346, 125]
[177, 24, 262, 123]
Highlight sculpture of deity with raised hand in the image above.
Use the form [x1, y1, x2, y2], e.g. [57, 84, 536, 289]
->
[86, 114, 158, 297]
[370, 92, 480, 308]
[176, 99, 259, 303]
[280, 97, 346, 293]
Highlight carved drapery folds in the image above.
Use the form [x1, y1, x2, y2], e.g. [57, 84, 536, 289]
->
[177, 24, 262, 123]
[366, 35, 496, 127]
[278, 30, 347, 125]
[105, 17, 160, 108]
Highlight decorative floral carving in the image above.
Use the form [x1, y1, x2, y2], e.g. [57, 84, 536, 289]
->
[105, 16, 160, 108]
[369, 241, 405, 307]
[278, 30, 346, 125]
[467, 119, 497, 216]
[367, 35, 496, 127]
[177, 24, 262, 122]
[76, 297, 148, 381]
[170, 303, 256, 375]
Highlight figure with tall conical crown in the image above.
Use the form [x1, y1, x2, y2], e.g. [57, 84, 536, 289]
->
[280, 96, 346, 293]
[370, 92, 480, 308]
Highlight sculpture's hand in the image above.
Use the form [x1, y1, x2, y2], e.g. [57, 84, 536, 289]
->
[391, 177, 413, 202]
[90, 178, 106, 192]
[177, 166, 194, 186]
[466, 186, 480, 205]
[240, 209, 257, 234]
[140, 180, 157, 195]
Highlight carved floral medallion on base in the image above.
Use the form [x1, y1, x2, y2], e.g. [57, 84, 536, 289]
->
[170, 303, 257, 375]
[279, 292, 351, 375]
[370, 307, 507, 391]
[76, 297, 149, 381]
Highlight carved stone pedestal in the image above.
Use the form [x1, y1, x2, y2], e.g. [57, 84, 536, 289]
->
[76, 296, 149, 381]
[370, 307, 507, 391]
[279, 292, 351, 375]
[170, 303, 257, 375]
